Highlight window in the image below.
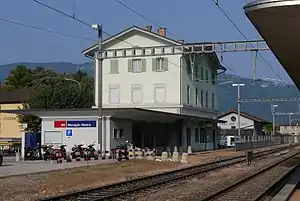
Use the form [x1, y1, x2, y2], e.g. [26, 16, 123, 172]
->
[231, 116, 236, 122]
[187, 85, 190, 104]
[205, 91, 208, 108]
[211, 72, 216, 85]
[109, 84, 120, 104]
[194, 64, 199, 80]
[195, 88, 198, 106]
[113, 128, 124, 139]
[133, 59, 142, 73]
[195, 128, 200, 143]
[200, 67, 204, 81]
[212, 93, 215, 109]
[154, 83, 166, 104]
[110, 60, 119, 74]
[131, 84, 143, 103]
[205, 69, 209, 83]
[128, 59, 146, 73]
[200, 90, 203, 107]
[153, 58, 168, 72]
[231, 126, 236, 129]
[200, 128, 205, 143]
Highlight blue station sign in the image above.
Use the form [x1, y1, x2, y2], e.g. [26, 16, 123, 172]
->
[66, 120, 96, 128]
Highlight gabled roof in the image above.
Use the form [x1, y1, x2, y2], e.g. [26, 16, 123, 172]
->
[82, 26, 182, 56]
[218, 109, 271, 124]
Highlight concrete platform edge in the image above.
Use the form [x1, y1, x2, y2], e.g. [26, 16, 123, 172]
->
[271, 166, 300, 201]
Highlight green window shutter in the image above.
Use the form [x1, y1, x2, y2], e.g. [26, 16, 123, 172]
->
[110, 59, 119, 74]
[128, 59, 133, 72]
[152, 58, 157, 71]
[163, 58, 168, 71]
[200, 68, 204, 80]
[141, 59, 147, 72]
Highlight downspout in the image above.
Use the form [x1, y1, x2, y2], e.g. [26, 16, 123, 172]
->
[180, 56, 183, 115]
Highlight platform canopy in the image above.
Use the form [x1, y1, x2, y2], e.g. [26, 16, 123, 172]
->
[0, 108, 224, 123]
[244, 0, 300, 89]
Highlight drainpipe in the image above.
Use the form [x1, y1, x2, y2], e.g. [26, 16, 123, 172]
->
[180, 56, 183, 114]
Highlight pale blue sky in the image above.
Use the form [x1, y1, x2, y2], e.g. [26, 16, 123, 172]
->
[0, 0, 292, 83]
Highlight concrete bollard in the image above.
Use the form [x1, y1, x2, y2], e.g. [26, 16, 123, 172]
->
[180, 152, 188, 163]
[161, 151, 168, 161]
[15, 152, 20, 162]
[172, 151, 179, 162]
[187, 146, 192, 155]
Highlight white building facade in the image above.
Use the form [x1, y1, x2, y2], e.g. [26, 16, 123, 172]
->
[218, 110, 268, 136]
[1, 26, 225, 154]
[82, 26, 223, 152]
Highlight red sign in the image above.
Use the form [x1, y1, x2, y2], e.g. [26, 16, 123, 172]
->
[54, 120, 66, 128]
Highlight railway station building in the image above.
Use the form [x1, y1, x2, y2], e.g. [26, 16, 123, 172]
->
[1, 26, 227, 153]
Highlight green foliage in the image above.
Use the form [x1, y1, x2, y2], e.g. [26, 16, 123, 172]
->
[4, 65, 94, 131]
[4, 65, 34, 90]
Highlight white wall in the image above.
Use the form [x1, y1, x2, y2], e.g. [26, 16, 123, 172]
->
[218, 113, 254, 129]
[280, 125, 300, 135]
[41, 117, 98, 152]
[95, 30, 182, 113]
[181, 54, 218, 116]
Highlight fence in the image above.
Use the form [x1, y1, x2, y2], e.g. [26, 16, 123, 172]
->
[235, 135, 299, 151]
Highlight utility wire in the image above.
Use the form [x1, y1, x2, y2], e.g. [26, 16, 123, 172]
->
[31, 0, 233, 81]
[114, 0, 182, 40]
[211, 0, 284, 81]
[0, 18, 94, 41]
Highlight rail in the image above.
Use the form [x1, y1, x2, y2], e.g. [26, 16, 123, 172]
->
[200, 150, 300, 201]
[40, 144, 297, 201]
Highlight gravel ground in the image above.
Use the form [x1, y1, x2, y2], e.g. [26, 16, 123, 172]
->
[0, 160, 183, 201]
[117, 152, 292, 201]
[0, 144, 291, 201]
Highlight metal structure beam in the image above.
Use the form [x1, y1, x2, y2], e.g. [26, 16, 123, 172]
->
[101, 39, 269, 59]
[240, 98, 300, 103]
[275, 112, 300, 116]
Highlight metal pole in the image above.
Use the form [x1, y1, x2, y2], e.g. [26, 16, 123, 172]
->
[289, 113, 292, 126]
[96, 25, 103, 152]
[272, 106, 275, 136]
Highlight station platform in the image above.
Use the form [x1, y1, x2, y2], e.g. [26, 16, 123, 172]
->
[271, 166, 300, 201]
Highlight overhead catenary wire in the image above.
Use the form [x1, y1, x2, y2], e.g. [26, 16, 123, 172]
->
[114, 0, 182, 41]
[114, 0, 238, 77]
[0, 18, 95, 41]
[31, 0, 234, 81]
[211, 0, 284, 82]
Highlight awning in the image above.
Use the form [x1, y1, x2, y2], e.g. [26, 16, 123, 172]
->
[0, 108, 224, 123]
[244, 0, 300, 89]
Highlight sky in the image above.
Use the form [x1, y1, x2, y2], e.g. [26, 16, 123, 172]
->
[0, 0, 293, 83]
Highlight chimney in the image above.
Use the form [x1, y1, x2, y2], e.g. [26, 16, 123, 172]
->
[178, 40, 184, 44]
[158, 27, 166, 37]
[146, 25, 152, 32]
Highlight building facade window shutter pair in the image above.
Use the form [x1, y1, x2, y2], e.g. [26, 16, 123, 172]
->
[152, 58, 168, 72]
[128, 59, 147, 73]
[110, 60, 119, 74]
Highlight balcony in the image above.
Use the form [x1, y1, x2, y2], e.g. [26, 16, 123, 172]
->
[244, 0, 300, 89]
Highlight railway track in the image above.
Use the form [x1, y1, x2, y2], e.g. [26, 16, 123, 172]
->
[40, 145, 298, 201]
[200, 150, 300, 201]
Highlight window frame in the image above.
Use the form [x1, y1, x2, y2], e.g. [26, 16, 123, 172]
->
[132, 59, 142, 73]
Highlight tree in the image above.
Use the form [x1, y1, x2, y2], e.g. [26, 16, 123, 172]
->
[3, 65, 94, 131]
[4, 65, 34, 90]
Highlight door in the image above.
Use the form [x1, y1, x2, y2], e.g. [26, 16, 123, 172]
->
[186, 127, 191, 149]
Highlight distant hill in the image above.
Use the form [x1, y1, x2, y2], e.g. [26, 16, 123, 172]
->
[1, 62, 299, 124]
